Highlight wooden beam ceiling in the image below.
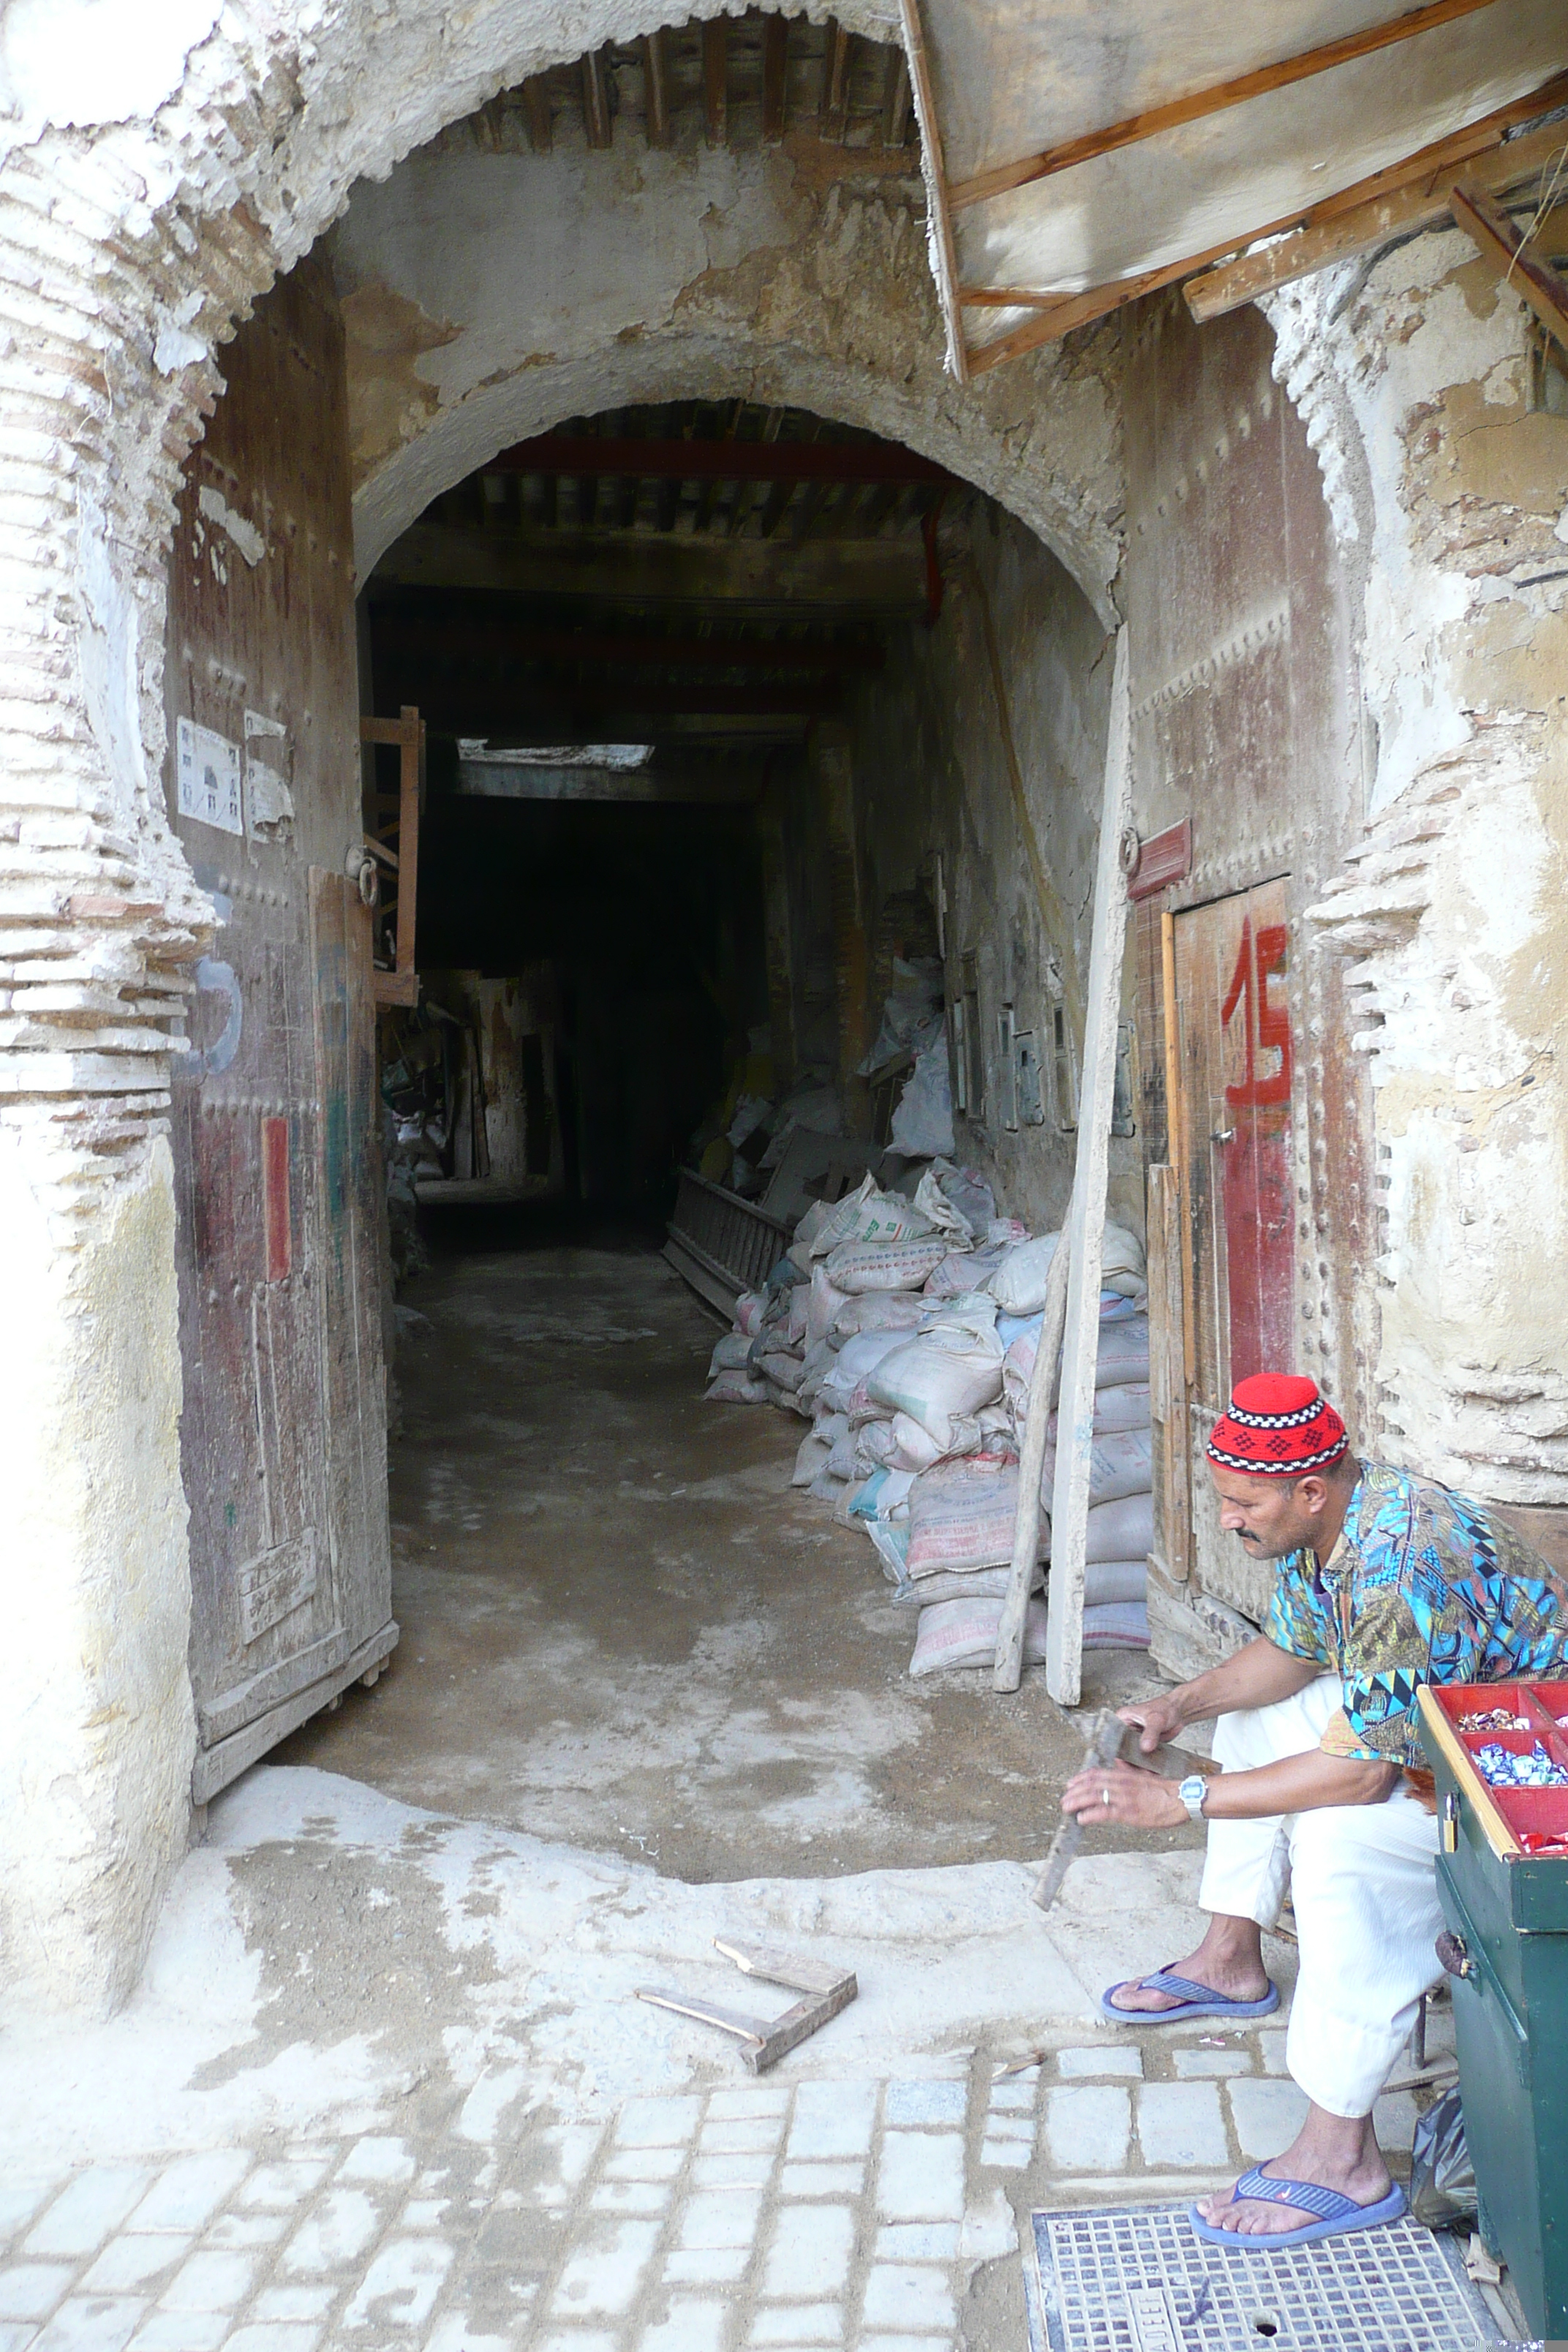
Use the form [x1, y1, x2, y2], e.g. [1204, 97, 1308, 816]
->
[372, 524, 931, 617]
[949, 0, 1508, 212]
[486, 433, 954, 485]
[373, 622, 886, 673]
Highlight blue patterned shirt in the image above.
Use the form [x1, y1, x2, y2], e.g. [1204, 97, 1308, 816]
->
[1265, 1460, 1568, 1769]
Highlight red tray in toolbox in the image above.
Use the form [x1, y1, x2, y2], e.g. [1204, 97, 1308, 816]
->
[1432, 1681, 1568, 1847]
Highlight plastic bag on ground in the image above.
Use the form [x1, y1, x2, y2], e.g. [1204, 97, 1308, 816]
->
[810, 1174, 932, 1258]
[860, 956, 944, 1077]
[890, 1032, 955, 1158]
[913, 1164, 973, 1243]
[826, 1235, 950, 1294]
[708, 1331, 753, 1376]
[1409, 2089, 1477, 2230]
[706, 1369, 770, 1404]
[833, 1291, 927, 1339]
[867, 1316, 1005, 1444]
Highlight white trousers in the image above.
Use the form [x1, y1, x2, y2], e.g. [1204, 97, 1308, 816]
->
[1199, 1674, 1444, 2119]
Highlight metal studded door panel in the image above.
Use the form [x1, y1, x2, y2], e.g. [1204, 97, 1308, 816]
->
[166, 258, 394, 1801]
[1123, 292, 1372, 1666]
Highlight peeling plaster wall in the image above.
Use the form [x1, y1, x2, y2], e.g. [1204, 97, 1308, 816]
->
[827, 502, 1123, 1235]
[330, 134, 1123, 617]
[1267, 235, 1568, 1508]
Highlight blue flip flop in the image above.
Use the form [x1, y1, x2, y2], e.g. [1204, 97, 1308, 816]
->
[1189, 2169, 1407, 2248]
[1100, 1965, 1280, 2024]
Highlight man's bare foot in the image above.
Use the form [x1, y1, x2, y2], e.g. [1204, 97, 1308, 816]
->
[1196, 2108, 1391, 2238]
[1106, 1915, 1270, 2015]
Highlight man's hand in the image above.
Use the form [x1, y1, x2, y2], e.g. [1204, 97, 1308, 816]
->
[1117, 1692, 1189, 1754]
[1060, 1755, 1190, 1831]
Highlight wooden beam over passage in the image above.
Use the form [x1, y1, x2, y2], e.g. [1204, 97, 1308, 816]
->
[372, 524, 932, 616]
[1452, 181, 1568, 353]
[762, 15, 787, 143]
[486, 434, 954, 484]
[644, 30, 671, 149]
[1186, 87, 1568, 319]
[373, 622, 886, 673]
[949, 0, 1507, 211]
[703, 18, 728, 146]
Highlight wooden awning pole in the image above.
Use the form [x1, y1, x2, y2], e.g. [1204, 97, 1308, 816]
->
[992, 1205, 1071, 1692]
[1046, 627, 1134, 1707]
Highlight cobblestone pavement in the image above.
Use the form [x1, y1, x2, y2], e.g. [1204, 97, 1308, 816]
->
[0, 1765, 1441, 2352]
[0, 2032, 1427, 2352]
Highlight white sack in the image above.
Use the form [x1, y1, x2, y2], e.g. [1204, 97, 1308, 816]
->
[1084, 1558, 1148, 1606]
[706, 1369, 770, 1404]
[810, 1174, 932, 1257]
[807, 1264, 850, 1350]
[988, 1232, 1061, 1316]
[867, 1318, 1005, 1442]
[909, 1594, 1049, 1678]
[826, 1235, 950, 1294]
[833, 1291, 927, 1339]
[792, 1432, 831, 1487]
[1041, 1426, 1153, 1507]
[819, 1326, 913, 1401]
[913, 1164, 973, 1243]
[1083, 1382, 1153, 1433]
[708, 1331, 753, 1376]
[1085, 1490, 1155, 1564]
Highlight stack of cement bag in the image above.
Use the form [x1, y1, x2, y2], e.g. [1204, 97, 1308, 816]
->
[704, 1162, 1154, 1680]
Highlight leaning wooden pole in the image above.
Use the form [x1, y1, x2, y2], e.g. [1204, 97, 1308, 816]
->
[1046, 627, 1134, 1706]
[992, 1205, 1072, 1692]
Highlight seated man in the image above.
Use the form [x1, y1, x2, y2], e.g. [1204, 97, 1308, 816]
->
[1062, 1371, 1568, 2249]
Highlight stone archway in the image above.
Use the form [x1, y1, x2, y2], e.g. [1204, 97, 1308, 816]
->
[0, 0, 1124, 2019]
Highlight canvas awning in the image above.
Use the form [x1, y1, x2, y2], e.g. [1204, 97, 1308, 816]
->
[898, 0, 1568, 377]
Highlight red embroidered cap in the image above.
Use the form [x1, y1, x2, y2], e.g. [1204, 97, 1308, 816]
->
[1206, 1373, 1349, 1477]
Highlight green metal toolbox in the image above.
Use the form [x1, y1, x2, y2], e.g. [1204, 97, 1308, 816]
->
[1418, 1681, 1568, 2341]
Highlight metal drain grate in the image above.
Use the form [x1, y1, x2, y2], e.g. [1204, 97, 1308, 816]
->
[1025, 2203, 1505, 2352]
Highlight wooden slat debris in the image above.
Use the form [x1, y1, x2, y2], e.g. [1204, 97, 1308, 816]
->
[636, 1937, 858, 2074]
[1452, 179, 1568, 355]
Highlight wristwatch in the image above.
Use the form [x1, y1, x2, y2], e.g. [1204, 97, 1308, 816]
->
[1177, 1773, 1208, 1823]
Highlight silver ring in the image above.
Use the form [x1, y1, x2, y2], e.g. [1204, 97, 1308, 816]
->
[1102, 1786, 1111, 1806]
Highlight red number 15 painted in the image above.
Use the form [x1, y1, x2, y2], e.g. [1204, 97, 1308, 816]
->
[1221, 917, 1292, 1109]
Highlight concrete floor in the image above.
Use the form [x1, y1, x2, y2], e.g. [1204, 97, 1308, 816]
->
[277, 1214, 1192, 1886]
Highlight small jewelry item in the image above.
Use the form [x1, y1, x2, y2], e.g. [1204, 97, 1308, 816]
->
[1178, 1773, 1208, 1822]
[1102, 1785, 1112, 1807]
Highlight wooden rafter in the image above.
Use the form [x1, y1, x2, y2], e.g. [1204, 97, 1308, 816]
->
[950, 0, 1507, 211]
[1452, 181, 1568, 351]
[487, 433, 954, 484]
[1186, 94, 1568, 320]
[881, 48, 911, 151]
[761, 16, 787, 144]
[521, 75, 551, 153]
[823, 23, 853, 144]
[703, 18, 728, 146]
[581, 48, 611, 150]
[965, 72, 1568, 372]
[644, 30, 671, 149]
